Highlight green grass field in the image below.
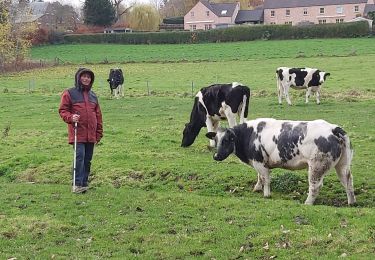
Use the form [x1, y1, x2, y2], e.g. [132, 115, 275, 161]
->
[1, 38, 375, 258]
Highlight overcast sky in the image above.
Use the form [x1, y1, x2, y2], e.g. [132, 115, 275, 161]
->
[42, 0, 150, 8]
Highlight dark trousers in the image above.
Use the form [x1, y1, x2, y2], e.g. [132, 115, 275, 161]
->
[73, 143, 94, 187]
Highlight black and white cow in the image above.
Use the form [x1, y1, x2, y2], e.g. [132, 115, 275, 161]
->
[206, 118, 356, 205]
[107, 68, 124, 98]
[181, 82, 250, 148]
[276, 67, 330, 105]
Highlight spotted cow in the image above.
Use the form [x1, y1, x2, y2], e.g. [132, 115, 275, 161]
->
[206, 118, 355, 205]
[181, 82, 250, 148]
[276, 67, 330, 105]
[107, 68, 124, 98]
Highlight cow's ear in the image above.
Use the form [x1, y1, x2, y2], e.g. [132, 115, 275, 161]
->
[119, 69, 123, 73]
[206, 132, 216, 140]
[325, 73, 330, 77]
[107, 79, 110, 82]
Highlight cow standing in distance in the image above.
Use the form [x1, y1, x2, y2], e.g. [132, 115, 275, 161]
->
[276, 67, 330, 105]
[181, 82, 250, 148]
[206, 118, 356, 205]
[107, 68, 124, 98]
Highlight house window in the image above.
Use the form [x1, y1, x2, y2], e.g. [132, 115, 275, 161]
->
[205, 24, 212, 30]
[336, 18, 344, 23]
[318, 19, 326, 24]
[336, 6, 343, 14]
[319, 8, 325, 14]
[206, 11, 210, 16]
[271, 10, 275, 17]
[303, 8, 308, 15]
[286, 9, 290, 16]
[354, 5, 359, 12]
[285, 21, 292, 25]
[270, 22, 276, 24]
[190, 25, 196, 31]
[191, 11, 194, 17]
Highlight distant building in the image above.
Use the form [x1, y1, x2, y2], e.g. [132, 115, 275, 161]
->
[185, 0, 375, 31]
[104, 27, 133, 33]
[15, 1, 79, 31]
[263, 0, 375, 25]
[184, 0, 240, 31]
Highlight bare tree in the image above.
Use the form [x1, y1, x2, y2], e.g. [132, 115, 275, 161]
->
[111, 0, 132, 22]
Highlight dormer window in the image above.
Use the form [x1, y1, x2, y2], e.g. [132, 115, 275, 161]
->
[221, 10, 227, 15]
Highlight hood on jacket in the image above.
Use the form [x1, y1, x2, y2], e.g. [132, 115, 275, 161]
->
[74, 68, 95, 90]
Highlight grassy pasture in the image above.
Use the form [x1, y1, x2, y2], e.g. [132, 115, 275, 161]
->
[1, 38, 375, 258]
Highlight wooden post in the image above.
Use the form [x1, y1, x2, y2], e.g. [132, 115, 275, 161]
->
[191, 81, 194, 97]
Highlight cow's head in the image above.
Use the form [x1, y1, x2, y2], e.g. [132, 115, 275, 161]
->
[206, 128, 236, 161]
[319, 71, 330, 84]
[181, 123, 200, 147]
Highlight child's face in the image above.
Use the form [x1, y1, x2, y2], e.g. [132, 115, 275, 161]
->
[80, 73, 92, 86]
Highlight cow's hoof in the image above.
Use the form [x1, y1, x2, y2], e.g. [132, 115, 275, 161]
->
[253, 184, 263, 192]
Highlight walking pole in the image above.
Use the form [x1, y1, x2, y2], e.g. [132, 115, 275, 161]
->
[73, 121, 78, 191]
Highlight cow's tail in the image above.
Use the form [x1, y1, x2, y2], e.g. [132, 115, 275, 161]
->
[240, 88, 250, 123]
[276, 69, 281, 102]
[333, 127, 356, 205]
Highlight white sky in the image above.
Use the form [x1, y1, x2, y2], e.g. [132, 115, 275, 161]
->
[42, 0, 151, 8]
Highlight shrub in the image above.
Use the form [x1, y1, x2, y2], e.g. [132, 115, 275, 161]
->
[63, 21, 370, 45]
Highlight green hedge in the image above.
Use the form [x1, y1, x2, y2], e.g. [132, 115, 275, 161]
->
[64, 21, 370, 45]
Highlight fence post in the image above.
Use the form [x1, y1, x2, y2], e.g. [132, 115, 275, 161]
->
[28, 79, 35, 93]
[147, 81, 150, 96]
[191, 81, 194, 97]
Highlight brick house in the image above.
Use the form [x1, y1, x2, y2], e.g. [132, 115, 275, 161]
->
[263, 0, 375, 25]
[185, 0, 375, 30]
[184, 0, 240, 31]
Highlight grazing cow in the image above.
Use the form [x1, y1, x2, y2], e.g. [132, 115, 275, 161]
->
[206, 118, 356, 205]
[181, 82, 250, 148]
[276, 67, 330, 105]
[107, 68, 124, 98]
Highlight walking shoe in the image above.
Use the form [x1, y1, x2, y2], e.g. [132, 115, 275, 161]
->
[72, 186, 87, 193]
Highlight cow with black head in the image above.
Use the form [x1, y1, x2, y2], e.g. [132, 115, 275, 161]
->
[107, 68, 124, 98]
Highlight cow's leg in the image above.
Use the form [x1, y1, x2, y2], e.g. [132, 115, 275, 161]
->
[206, 117, 216, 148]
[305, 88, 311, 103]
[283, 85, 292, 105]
[223, 106, 237, 127]
[335, 163, 356, 205]
[315, 87, 321, 105]
[120, 84, 124, 97]
[277, 80, 282, 104]
[253, 172, 263, 192]
[253, 162, 271, 197]
[305, 161, 330, 205]
[238, 97, 247, 124]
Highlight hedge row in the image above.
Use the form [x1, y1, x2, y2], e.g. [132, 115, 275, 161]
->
[64, 21, 370, 45]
